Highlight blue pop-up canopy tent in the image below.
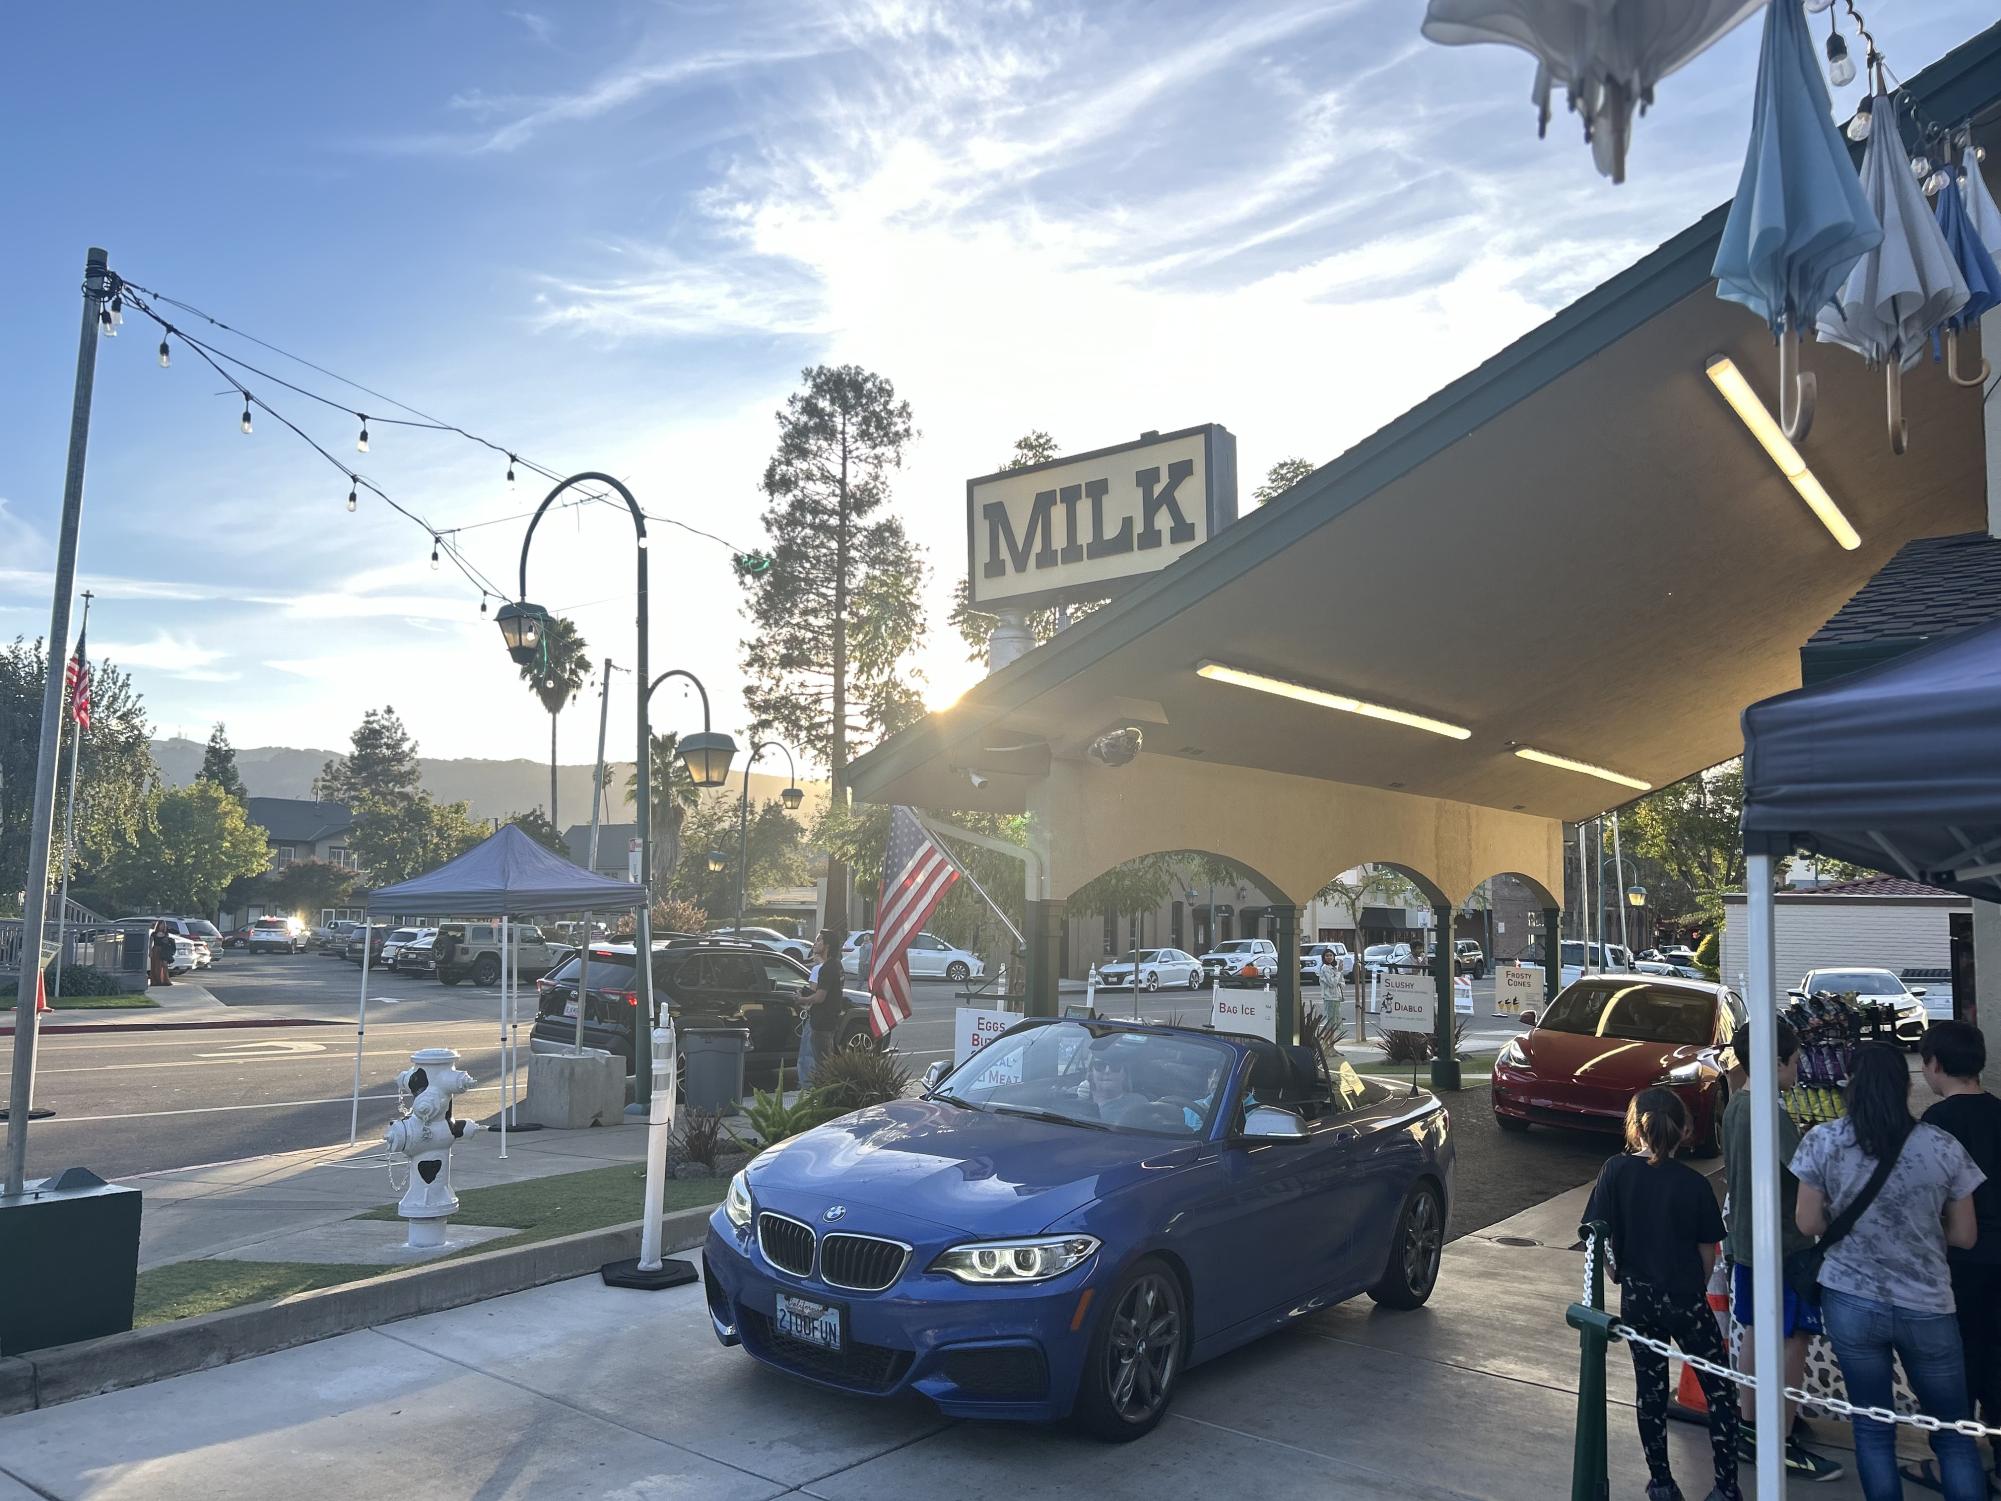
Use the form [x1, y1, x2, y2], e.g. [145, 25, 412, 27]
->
[348, 824, 649, 1153]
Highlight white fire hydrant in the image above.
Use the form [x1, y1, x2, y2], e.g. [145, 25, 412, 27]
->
[383, 1046, 483, 1250]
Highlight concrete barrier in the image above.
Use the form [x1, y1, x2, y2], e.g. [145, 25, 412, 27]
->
[0, 1203, 717, 1415]
[518, 1047, 625, 1128]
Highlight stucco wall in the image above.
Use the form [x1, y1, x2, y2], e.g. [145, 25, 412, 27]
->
[1719, 894, 1961, 990]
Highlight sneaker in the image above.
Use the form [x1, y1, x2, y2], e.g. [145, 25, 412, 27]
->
[1646, 1481, 1685, 1501]
[1784, 1442, 1845, 1484]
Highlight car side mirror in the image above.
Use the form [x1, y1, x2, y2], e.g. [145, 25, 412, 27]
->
[1910, 987, 1928, 998]
[922, 1060, 950, 1092]
[1519, 1009, 1538, 1028]
[1238, 1105, 1308, 1142]
[1786, 989, 1806, 1002]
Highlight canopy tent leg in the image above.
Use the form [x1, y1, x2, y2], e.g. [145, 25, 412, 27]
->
[348, 919, 372, 1147]
[498, 914, 509, 1160]
[1745, 849, 1787, 1501]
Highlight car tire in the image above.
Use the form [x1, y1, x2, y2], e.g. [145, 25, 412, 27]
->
[1369, 1181, 1445, 1310]
[472, 955, 501, 987]
[945, 961, 971, 982]
[1143, 971, 1160, 992]
[1072, 1256, 1185, 1442]
[1186, 969, 1202, 990]
[1496, 1114, 1530, 1134]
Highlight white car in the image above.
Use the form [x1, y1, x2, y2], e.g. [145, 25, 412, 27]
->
[1198, 938, 1278, 986]
[707, 925, 811, 964]
[247, 916, 306, 954]
[1097, 948, 1205, 991]
[1796, 966, 1932, 1047]
[841, 929, 983, 981]
[1301, 942, 1354, 983]
[1363, 942, 1416, 976]
[377, 927, 425, 967]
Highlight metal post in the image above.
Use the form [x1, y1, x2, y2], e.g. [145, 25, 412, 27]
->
[632, 524, 656, 1113]
[498, 914, 510, 1158]
[735, 745, 766, 934]
[1271, 903, 1300, 1046]
[349, 916, 373, 1147]
[1575, 823, 1590, 952]
[50, 590, 94, 1001]
[600, 1023, 695, 1288]
[1430, 904, 1460, 1091]
[1610, 811, 1629, 955]
[1745, 849, 1787, 1501]
[7, 249, 108, 1198]
[1541, 908, 1563, 1005]
[575, 656, 612, 1054]
[1566, 1220, 1613, 1501]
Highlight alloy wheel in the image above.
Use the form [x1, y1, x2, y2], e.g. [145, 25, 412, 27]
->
[1143, 971, 1160, 991]
[1106, 1273, 1181, 1424]
[1401, 1189, 1443, 1297]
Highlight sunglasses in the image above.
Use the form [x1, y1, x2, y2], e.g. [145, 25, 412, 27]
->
[1089, 1060, 1126, 1074]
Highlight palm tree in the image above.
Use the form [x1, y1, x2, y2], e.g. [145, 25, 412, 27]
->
[625, 730, 701, 885]
[518, 615, 590, 829]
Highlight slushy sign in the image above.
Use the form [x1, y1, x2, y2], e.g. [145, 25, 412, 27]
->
[967, 425, 1238, 611]
[1380, 973, 1434, 1031]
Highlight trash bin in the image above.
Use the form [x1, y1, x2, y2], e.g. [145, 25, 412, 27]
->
[682, 1026, 750, 1113]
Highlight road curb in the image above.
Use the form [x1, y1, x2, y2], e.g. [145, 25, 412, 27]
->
[0, 1016, 341, 1037]
[0, 1204, 717, 1415]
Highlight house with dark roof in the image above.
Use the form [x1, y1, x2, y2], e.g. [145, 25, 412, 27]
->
[563, 822, 638, 882]
[245, 797, 357, 870]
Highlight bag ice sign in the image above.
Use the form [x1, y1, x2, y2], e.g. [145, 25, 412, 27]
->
[1210, 987, 1277, 1042]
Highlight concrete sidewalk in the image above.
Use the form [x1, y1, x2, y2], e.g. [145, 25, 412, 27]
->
[0, 1177, 1896, 1501]
[1, 979, 322, 1035]
[134, 1119, 654, 1269]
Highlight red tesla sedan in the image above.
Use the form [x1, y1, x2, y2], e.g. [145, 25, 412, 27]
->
[1489, 974, 1741, 1155]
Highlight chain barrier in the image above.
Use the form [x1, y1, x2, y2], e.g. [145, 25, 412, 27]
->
[1608, 1320, 2001, 1440]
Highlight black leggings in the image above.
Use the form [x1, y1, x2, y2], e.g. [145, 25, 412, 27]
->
[1621, 1276, 1739, 1497]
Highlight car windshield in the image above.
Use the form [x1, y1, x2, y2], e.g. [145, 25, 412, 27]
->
[1538, 981, 1716, 1045]
[1805, 970, 1903, 996]
[1214, 941, 1255, 954]
[1127, 951, 1161, 963]
[387, 929, 417, 943]
[935, 1021, 1234, 1139]
[254, 918, 289, 930]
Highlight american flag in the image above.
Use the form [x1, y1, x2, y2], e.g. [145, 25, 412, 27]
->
[64, 628, 90, 732]
[868, 806, 959, 1037]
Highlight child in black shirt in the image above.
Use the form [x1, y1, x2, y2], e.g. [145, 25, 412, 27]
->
[1585, 1087, 1739, 1501]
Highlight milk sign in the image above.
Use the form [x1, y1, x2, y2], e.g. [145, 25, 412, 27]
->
[1380, 972, 1434, 1031]
[967, 425, 1238, 611]
[954, 1007, 1022, 1087]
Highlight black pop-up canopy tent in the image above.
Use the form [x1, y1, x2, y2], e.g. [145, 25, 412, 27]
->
[1743, 613, 2001, 898]
[1735, 614, 2001, 1482]
[348, 824, 649, 1154]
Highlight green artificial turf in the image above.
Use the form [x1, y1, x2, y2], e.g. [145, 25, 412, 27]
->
[133, 1260, 388, 1327]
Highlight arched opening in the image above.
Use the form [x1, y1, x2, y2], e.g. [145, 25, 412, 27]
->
[1061, 848, 1285, 982]
[1457, 871, 1559, 971]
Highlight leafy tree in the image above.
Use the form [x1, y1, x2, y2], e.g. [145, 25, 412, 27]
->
[317, 707, 420, 808]
[1317, 863, 1425, 921]
[1623, 761, 1746, 928]
[196, 722, 247, 803]
[666, 790, 808, 920]
[97, 781, 269, 918]
[0, 636, 155, 908]
[740, 364, 927, 938]
[650, 895, 710, 938]
[349, 792, 485, 885]
[518, 615, 589, 828]
[261, 858, 358, 923]
[946, 431, 1108, 661]
[508, 807, 570, 856]
[1253, 455, 1317, 505]
[624, 729, 701, 885]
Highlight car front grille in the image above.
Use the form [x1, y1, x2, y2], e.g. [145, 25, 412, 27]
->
[939, 1346, 1049, 1400]
[737, 1308, 912, 1394]
[757, 1212, 816, 1278]
[819, 1233, 909, 1292]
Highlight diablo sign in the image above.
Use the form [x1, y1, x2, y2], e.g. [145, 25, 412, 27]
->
[966, 425, 1238, 611]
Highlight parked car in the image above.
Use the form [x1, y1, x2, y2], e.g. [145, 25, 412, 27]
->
[529, 940, 878, 1071]
[709, 925, 812, 964]
[390, 929, 444, 975]
[222, 924, 255, 950]
[1198, 938, 1278, 986]
[1362, 942, 1415, 976]
[314, 920, 362, 953]
[1491, 975, 1741, 1154]
[433, 921, 559, 987]
[373, 927, 425, 968]
[344, 925, 392, 966]
[1096, 948, 1205, 991]
[132, 916, 219, 967]
[1452, 939, 1485, 978]
[703, 1017, 1451, 1438]
[841, 930, 983, 983]
[1301, 942, 1354, 984]
[1519, 939, 1639, 988]
[248, 916, 306, 954]
[1795, 967, 1932, 1047]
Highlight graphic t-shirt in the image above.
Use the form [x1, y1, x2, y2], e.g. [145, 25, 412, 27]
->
[1923, 1090, 2001, 1268]
[1584, 1152, 1725, 1304]
[1790, 1119, 1986, 1313]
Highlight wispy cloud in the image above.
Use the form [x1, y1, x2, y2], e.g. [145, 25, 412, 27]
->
[505, 9, 557, 47]
[95, 630, 239, 682]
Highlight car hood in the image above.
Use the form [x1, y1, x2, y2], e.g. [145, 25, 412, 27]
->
[745, 1097, 1187, 1236]
[1518, 1028, 1707, 1087]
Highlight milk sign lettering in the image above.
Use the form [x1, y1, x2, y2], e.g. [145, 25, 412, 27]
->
[967, 425, 1238, 611]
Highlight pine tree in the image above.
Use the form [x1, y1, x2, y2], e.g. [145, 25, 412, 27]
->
[740, 364, 927, 938]
[318, 707, 420, 809]
[196, 722, 247, 803]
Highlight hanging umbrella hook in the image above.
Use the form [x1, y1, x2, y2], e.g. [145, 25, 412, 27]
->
[1886, 358, 1908, 455]
[1944, 328, 1990, 388]
[1778, 323, 1816, 441]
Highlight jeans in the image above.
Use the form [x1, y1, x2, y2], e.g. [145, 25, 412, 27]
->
[1820, 1285, 1987, 1501]
[797, 1026, 831, 1088]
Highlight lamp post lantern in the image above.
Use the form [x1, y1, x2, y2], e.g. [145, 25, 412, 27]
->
[733, 740, 801, 933]
[705, 850, 727, 875]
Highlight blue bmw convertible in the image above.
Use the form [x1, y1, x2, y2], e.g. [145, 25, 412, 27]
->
[703, 1018, 1453, 1440]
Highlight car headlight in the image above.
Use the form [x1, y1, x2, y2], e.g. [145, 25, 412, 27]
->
[724, 1170, 753, 1230]
[1655, 1061, 1709, 1086]
[1496, 1040, 1527, 1069]
[931, 1234, 1100, 1284]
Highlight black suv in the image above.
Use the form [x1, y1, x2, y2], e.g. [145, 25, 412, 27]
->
[529, 940, 879, 1074]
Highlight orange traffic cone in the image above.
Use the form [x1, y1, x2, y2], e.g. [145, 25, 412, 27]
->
[35, 969, 49, 1014]
[1669, 1245, 1731, 1424]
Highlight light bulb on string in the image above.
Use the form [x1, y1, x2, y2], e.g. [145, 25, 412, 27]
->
[98, 308, 115, 337]
[347, 479, 358, 513]
[1825, 32, 1855, 89]
[430, 537, 441, 570]
[1846, 109, 1872, 142]
[356, 416, 370, 454]
[241, 399, 254, 435]
[158, 337, 172, 368]
[1803, 0, 1833, 11]
[1911, 155, 1932, 179]
[1925, 169, 1951, 195]
[109, 295, 123, 326]
[505, 455, 517, 488]
[479, 596, 488, 616]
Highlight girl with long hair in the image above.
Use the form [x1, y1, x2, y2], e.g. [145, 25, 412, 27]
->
[1585, 1087, 1739, 1501]
[1793, 1042, 1987, 1500]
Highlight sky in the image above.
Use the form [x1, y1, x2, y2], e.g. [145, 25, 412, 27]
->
[2, 0, 1992, 777]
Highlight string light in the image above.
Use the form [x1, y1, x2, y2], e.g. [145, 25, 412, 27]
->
[356, 415, 369, 453]
[505, 455, 516, 487]
[98, 308, 115, 337]
[430, 536, 441, 570]
[109, 294, 124, 326]
[240, 398, 253, 435]
[479, 595, 488, 616]
[347, 478, 358, 513]
[1825, 30, 1855, 89]
[157, 337, 171, 368]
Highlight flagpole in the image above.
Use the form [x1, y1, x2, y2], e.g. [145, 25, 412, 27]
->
[49, 592, 93, 1004]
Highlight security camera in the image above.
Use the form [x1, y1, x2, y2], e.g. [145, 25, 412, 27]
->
[1086, 725, 1144, 768]
[964, 767, 990, 790]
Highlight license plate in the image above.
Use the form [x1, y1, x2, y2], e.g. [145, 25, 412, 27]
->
[562, 998, 580, 1017]
[775, 1294, 842, 1351]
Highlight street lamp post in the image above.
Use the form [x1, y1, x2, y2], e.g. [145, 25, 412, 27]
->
[734, 741, 802, 933]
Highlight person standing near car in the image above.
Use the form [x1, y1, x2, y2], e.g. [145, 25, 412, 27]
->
[797, 929, 845, 1087]
[853, 930, 873, 988]
[148, 920, 175, 987]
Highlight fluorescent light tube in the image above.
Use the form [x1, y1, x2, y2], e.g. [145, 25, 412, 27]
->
[1513, 747, 1652, 792]
[1704, 356, 1861, 551]
[1196, 661, 1470, 740]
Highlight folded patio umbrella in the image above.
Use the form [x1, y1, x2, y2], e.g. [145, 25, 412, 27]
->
[1963, 150, 2001, 255]
[1712, 0, 1881, 441]
[1421, 0, 1762, 183]
[1816, 88, 1969, 453]
[1933, 160, 2000, 386]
